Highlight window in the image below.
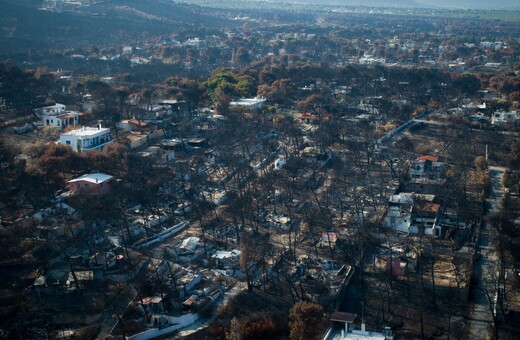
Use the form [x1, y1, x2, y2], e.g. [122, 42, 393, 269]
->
[66, 141, 71, 145]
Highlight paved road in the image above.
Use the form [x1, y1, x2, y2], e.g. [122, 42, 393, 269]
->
[412, 119, 448, 126]
[377, 109, 434, 144]
[466, 166, 505, 339]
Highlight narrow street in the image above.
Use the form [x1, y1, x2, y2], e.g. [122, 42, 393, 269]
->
[466, 166, 505, 339]
[377, 109, 433, 144]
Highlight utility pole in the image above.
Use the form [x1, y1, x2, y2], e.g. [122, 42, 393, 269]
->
[361, 300, 366, 334]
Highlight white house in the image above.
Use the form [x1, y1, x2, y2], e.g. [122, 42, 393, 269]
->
[35, 103, 66, 117]
[130, 57, 150, 65]
[385, 192, 441, 236]
[274, 157, 286, 170]
[211, 249, 241, 269]
[60, 125, 112, 152]
[142, 105, 173, 124]
[36, 103, 82, 129]
[409, 155, 444, 180]
[480, 41, 506, 50]
[184, 37, 206, 48]
[491, 110, 520, 127]
[357, 99, 379, 114]
[230, 96, 266, 109]
[385, 193, 414, 233]
[44, 111, 81, 128]
[324, 312, 392, 340]
[359, 56, 386, 65]
[414, 202, 441, 237]
[68, 173, 113, 195]
[484, 62, 502, 68]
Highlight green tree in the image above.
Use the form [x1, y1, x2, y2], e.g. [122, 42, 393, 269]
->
[235, 75, 256, 98]
[204, 68, 239, 101]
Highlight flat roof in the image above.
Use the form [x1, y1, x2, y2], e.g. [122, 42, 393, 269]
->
[230, 97, 266, 106]
[389, 193, 414, 204]
[67, 270, 93, 282]
[125, 132, 147, 142]
[390, 193, 435, 204]
[298, 114, 320, 120]
[68, 173, 113, 184]
[211, 249, 240, 259]
[40, 103, 65, 109]
[161, 139, 182, 147]
[158, 99, 182, 105]
[62, 126, 110, 137]
[188, 138, 206, 144]
[181, 236, 200, 251]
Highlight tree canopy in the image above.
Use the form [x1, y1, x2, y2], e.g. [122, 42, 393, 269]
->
[288, 301, 324, 340]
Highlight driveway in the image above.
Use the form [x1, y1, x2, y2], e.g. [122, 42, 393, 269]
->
[466, 166, 505, 339]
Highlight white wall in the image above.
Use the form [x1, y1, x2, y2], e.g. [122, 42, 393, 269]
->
[127, 313, 199, 340]
[135, 221, 189, 249]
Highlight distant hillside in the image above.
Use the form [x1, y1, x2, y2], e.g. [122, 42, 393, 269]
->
[416, 0, 520, 10]
[0, 0, 227, 57]
[276, 0, 423, 7]
[286, 0, 519, 10]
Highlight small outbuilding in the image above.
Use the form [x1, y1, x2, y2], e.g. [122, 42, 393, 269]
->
[68, 173, 113, 195]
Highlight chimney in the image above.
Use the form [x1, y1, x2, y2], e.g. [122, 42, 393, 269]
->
[98, 122, 102, 130]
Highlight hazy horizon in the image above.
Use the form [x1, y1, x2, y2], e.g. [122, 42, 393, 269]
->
[266, 0, 520, 10]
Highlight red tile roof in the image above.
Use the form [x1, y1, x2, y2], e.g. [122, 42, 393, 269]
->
[415, 203, 441, 212]
[297, 114, 319, 120]
[183, 295, 198, 306]
[296, 113, 332, 122]
[129, 119, 148, 127]
[417, 155, 439, 162]
[142, 296, 163, 305]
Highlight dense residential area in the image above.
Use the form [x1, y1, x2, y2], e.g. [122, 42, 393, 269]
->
[0, 0, 520, 339]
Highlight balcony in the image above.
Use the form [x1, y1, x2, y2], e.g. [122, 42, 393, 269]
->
[81, 138, 113, 151]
